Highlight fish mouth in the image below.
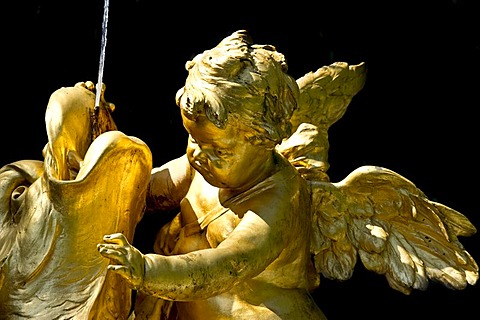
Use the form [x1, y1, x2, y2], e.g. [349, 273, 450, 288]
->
[44, 81, 117, 182]
[40, 82, 153, 217]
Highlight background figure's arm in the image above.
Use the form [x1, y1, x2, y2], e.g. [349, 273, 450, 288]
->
[146, 154, 192, 212]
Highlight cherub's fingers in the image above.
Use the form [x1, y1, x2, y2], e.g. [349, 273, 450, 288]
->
[102, 232, 129, 245]
[107, 265, 131, 279]
[98, 234, 145, 290]
[97, 243, 127, 254]
[97, 244, 128, 264]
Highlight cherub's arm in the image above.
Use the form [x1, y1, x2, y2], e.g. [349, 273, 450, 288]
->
[146, 154, 192, 212]
[98, 187, 290, 300]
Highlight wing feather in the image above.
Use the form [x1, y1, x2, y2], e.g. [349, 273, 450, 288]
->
[294, 62, 367, 131]
[277, 60, 477, 295]
[277, 61, 367, 179]
[309, 166, 478, 294]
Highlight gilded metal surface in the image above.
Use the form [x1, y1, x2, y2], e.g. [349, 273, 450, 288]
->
[95, 30, 477, 319]
[0, 30, 477, 319]
[0, 82, 152, 319]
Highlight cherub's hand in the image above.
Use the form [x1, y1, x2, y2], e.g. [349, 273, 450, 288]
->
[97, 233, 145, 290]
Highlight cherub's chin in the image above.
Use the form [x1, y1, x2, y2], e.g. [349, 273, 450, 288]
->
[197, 169, 226, 188]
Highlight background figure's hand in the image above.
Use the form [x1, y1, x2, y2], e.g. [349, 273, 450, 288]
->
[97, 233, 145, 290]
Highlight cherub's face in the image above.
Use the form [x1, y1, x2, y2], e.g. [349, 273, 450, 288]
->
[182, 112, 270, 190]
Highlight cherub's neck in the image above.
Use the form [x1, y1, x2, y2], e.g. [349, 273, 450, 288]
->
[219, 150, 280, 203]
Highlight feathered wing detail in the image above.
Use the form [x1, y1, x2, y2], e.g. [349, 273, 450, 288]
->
[277, 61, 478, 295]
[277, 62, 367, 180]
[293, 61, 367, 131]
[308, 166, 478, 294]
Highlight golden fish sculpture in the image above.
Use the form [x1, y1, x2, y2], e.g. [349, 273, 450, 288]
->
[0, 81, 152, 319]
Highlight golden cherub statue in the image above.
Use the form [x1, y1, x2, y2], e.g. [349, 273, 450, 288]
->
[95, 30, 478, 319]
[0, 29, 477, 319]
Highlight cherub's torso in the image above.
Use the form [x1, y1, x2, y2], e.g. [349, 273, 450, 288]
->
[165, 156, 324, 319]
[175, 169, 246, 253]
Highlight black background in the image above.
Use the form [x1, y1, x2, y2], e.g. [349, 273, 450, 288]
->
[4, 1, 479, 318]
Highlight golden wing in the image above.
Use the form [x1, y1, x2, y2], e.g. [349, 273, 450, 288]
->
[308, 165, 478, 294]
[277, 61, 366, 181]
[293, 61, 367, 131]
[277, 61, 478, 295]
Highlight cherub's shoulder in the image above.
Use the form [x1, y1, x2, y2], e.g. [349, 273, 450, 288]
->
[236, 158, 306, 210]
[271, 153, 308, 191]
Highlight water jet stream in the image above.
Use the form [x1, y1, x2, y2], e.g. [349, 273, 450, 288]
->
[95, 0, 109, 109]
